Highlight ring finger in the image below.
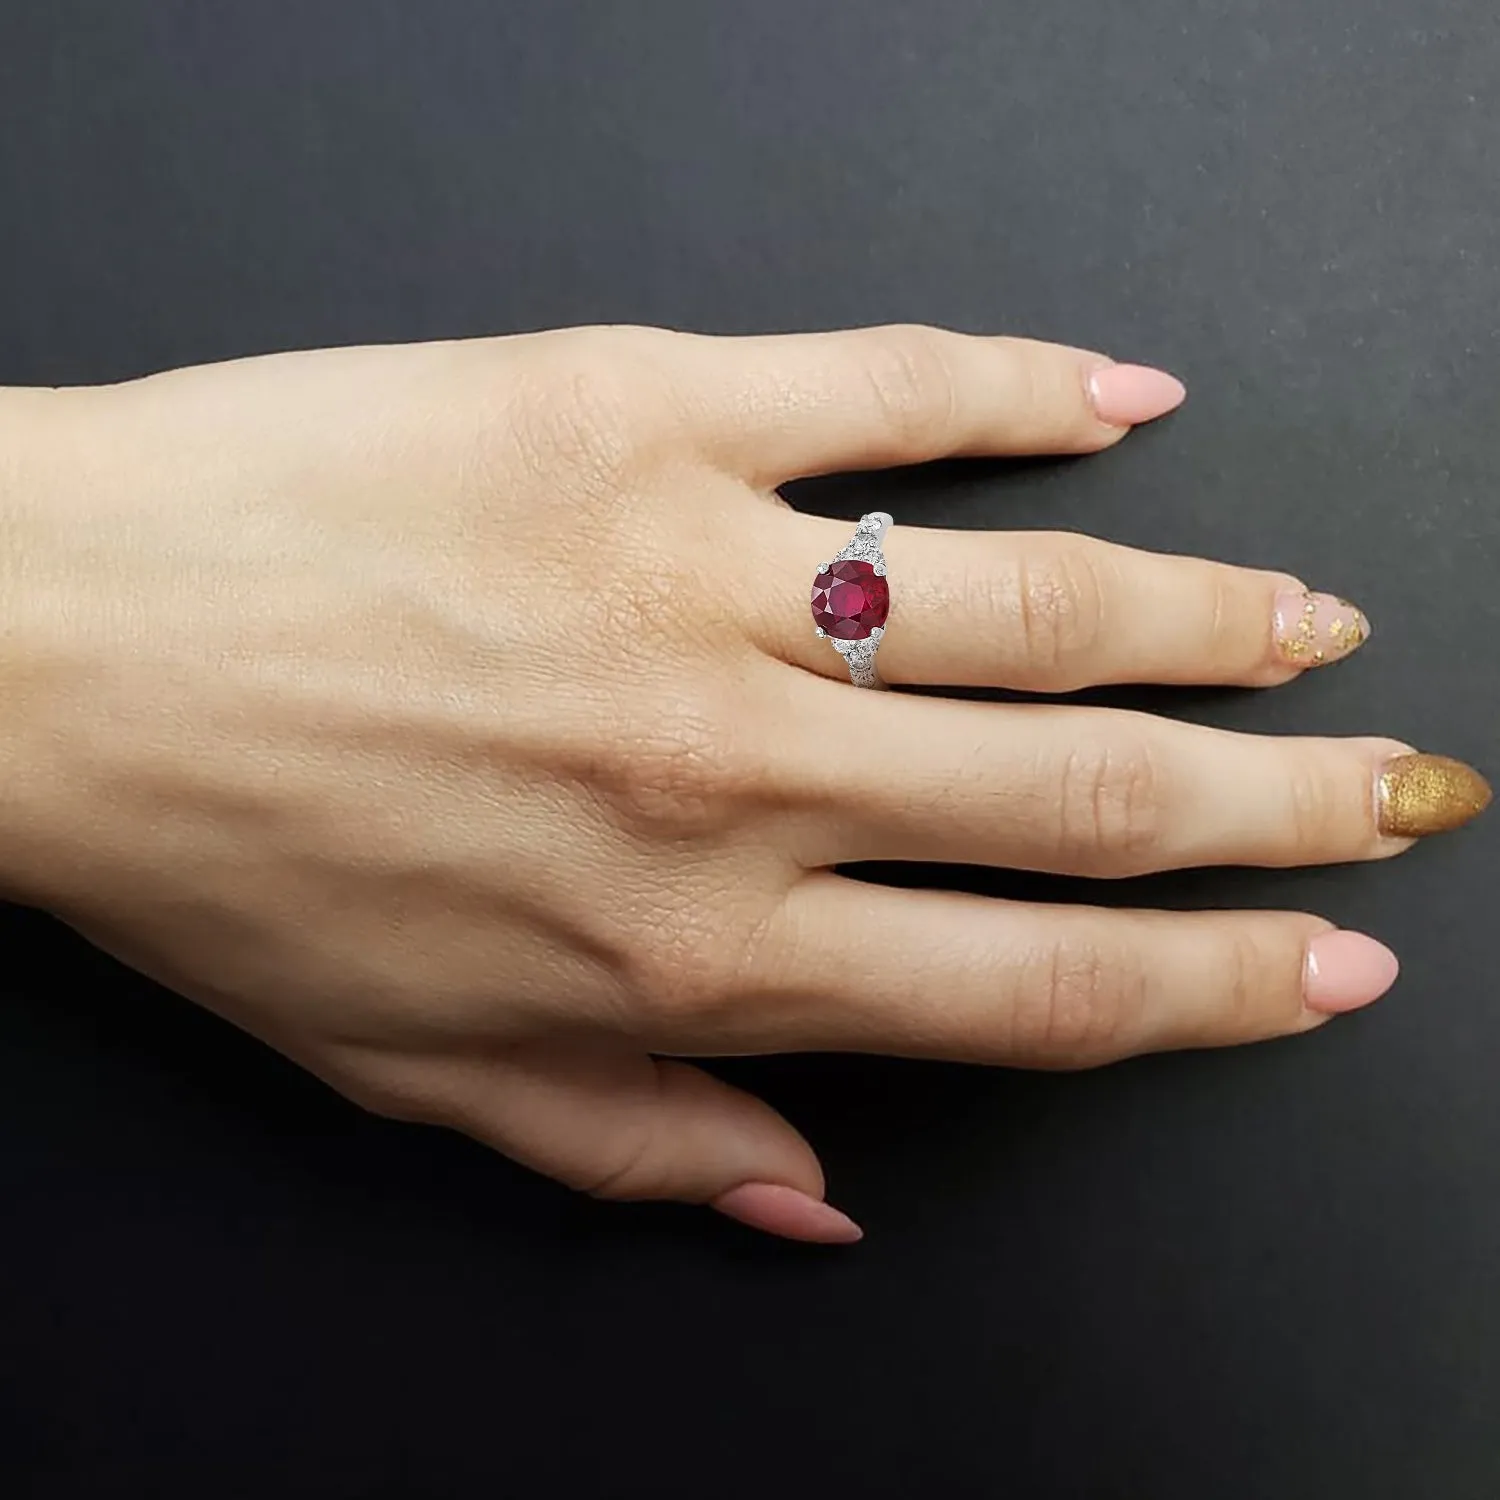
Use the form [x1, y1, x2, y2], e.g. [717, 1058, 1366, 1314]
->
[769, 519, 1370, 691]
[682, 878, 1400, 1066]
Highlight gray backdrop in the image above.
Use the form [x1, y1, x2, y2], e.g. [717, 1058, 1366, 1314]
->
[1, 3, 1496, 1496]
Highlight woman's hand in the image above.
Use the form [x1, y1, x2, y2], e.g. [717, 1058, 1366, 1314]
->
[1, 326, 1487, 1242]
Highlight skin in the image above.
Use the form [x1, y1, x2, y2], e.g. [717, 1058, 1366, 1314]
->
[0, 325, 1430, 1241]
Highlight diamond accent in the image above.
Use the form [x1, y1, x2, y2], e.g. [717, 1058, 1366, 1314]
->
[840, 639, 880, 687]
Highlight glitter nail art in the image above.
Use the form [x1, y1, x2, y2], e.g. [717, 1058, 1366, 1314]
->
[1273, 589, 1371, 668]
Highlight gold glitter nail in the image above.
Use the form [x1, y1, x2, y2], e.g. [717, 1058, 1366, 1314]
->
[1378, 754, 1493, 839]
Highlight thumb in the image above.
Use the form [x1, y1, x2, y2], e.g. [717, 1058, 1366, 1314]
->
[442, 1041, 862, 1245]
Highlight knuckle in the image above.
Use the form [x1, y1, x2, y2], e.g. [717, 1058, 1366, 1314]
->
[613, 885, 784, 1036]
[1204, 923, 1308, 1040]
[861, 325, 959, 448]
[534, 359, 636, 471]
[1220, 930, 1271, 1035]
[619, 919, 747, 1030]
[1199, 564, 1274, 676]
[1055, 734, 1165, 871]
[1006, 346, 1052, 431]
[1011, 938, 1146, 1065]
[1012, 544, 1106, 682]
[512, 329, 677, 478]
[580, 1123, 664, 1202]
[1283, 753, 1355, 855]
[603, 696, 749, 837]
[1203, 568, 1241, 663]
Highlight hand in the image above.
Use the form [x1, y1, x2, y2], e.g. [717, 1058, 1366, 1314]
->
[1, 327, 1487, 1243]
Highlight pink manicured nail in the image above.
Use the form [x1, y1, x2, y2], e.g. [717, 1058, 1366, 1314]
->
[1273, 589, 1372, 668]
[1087, 364, 1187, 426]
[711, 1183, 864, 1244]
[1304, 931, 1400, 1015]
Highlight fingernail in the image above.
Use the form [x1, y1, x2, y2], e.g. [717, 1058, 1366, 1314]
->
[1273, 589, 1371, 668]
[1304, 930, 1400, 1014]
[711, 1183, 864, 1244]
[1087, 364, 1187, 426]
[1377, 753, 1493, 838]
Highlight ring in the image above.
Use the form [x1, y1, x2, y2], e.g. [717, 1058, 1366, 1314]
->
[810, 512, 893, 689]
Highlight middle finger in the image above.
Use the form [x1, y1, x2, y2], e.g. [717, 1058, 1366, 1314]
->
[787, 682, 1489, 874]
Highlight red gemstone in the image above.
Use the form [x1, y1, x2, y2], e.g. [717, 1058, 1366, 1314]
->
[811, 559, 889, 640]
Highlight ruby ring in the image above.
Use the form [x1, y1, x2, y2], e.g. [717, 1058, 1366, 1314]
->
[810, 512, 893, 689]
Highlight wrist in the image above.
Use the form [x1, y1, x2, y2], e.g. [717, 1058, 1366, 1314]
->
[0, 387, 98, 907]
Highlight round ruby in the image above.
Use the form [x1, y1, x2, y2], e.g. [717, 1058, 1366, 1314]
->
[811, 559, 889, 640]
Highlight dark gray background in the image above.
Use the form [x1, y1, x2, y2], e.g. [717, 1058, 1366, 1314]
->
[1, 2, 1497, 1496]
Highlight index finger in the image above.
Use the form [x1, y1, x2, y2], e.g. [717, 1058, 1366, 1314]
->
[665, 325, 1186, 484]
